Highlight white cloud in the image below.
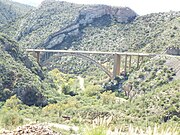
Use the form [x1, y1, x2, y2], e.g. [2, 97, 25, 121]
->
[12, 0, 180, 15]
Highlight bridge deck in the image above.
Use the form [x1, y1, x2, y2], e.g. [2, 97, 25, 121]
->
[26, 48, 180, 79]
[26, 49, 156, 56]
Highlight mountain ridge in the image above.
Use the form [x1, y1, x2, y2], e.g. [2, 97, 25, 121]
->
[36, 4, 137, 49]
[1, 0, 178, 78]
[1, 1, 180, 52]
[0, 0, 179, 132]
[0, 0, 34, 27]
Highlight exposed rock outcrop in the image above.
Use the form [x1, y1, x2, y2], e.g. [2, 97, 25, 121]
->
[77, 5, 137, 24]
[15, 85, 47, 106]
[1, 124, 59, 135]
[166, 46, 180, 55]
[37, 5, 137, 51]
[0, 33, 47, 106]
[165, 57, 180, 80]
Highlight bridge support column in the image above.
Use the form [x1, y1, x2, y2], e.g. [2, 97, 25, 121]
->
[141, 56, 144, 65]
[32, 51, 40, 64]
[137, 55, 140, 69]
[124, 54, 128, 75]
[113, 54, 121, 78]
[129, 55, 132, 69]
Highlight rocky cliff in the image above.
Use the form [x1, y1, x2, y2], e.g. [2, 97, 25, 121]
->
[166, 46, 180, 55]
[0, 33, 48, 106]
[77, 5, 137, 24]
[37, 5, 137, 50]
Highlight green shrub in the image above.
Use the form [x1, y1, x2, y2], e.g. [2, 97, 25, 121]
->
[84, 126, 106, 135]
[0, 110, 23, 129]
[100, 91, 116, 105]
[84, 85, 102, 97]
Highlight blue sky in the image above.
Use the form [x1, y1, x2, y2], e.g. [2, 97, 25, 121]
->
[12, 0, 180, 15]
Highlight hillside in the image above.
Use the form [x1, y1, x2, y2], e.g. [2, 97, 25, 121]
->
[13, 0, 87, 46]
[4, 1, 179, 53]
[1, 1, 179, 52]
[0, 0, 179, 101]
[0, 0, 34, 27]
[0, 33, 60, 106]
[1, 0, 179, 92]
[0, 74, 179, 134]
[2, 0, 179, 79]
[0, 0, 179, 134]
[117, 79, 180, 126]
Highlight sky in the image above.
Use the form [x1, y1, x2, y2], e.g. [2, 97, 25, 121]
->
[12, 0, 180, 15]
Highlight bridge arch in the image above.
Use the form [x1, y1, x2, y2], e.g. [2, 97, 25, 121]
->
[43, 53, 112, 78]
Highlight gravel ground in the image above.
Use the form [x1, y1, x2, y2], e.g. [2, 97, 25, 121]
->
[0, 123, 61, 135]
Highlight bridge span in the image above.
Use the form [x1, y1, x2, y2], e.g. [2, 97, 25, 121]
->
[26, 49, 156, 79]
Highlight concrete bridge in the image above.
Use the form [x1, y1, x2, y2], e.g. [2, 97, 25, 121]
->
[26, 49, 156, 79]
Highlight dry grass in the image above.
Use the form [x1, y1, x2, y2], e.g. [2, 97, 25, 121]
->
[107, 125, 179, 135]
[84, 116, 179, 135]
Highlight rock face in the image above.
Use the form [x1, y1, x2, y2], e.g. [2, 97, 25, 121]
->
[0, 34, 47, 106]
[37, 5, 137, 52]
[166, 46, 180, 55]
[77, 5, 137, 24]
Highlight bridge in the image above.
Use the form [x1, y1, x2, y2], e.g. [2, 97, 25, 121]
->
[26, 49, 156, 79]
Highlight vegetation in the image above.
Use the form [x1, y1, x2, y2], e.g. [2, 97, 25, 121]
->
[0, 0, 34, 27]
[0, 33, 62, 106]
[1, 1, 179, 77]
[0, 79, 179, 134]
[0, 0, 179, 134]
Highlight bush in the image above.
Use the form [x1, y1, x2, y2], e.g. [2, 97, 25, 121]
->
[100, 91, 116, 105]
[84, 85, 102, 97]
[84, 126, 106, 135]
[0, 110, 23, 129]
